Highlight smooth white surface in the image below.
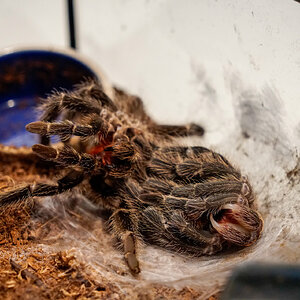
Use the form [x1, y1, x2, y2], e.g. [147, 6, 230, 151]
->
[0, 0, 66, 48]
[1, 0, 299, 128]
[77, 0, 300, 130]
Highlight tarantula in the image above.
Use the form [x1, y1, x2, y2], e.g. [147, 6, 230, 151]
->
[0, 80, 263, 274]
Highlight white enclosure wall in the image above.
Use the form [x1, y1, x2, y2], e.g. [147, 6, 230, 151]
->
[0, 0, 299, 130]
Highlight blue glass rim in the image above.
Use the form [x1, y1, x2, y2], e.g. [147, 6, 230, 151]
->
[0, 47, 100, 146]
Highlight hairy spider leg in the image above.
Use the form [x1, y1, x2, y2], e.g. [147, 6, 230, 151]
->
[141, 177, 244, 214]
[114, 87, 204, 138]
[150, 123, 204, 138]
[0, 170, 83, 207]
[121, 181, 222, 258]
[147, 146, 240, 183]
[31, 144, 100, 170]
[137, 206, 222, 256]
[26, 115, 109, 143]
[38, 81, 116, 145]
[75, 80, 117, 111]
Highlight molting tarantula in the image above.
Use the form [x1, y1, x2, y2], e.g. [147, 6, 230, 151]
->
[0, 80, 263, 274]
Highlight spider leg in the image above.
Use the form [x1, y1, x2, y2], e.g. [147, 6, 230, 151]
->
[139, 186, 239, 222]
[0, 169, 83, 207]
[39, 92, 102, 145]
[175, 160, 240, 181]
[40, 92, 101, 123]
[114, 87, 205, 138]
[138, 206, 222, 256]
[40, 82, 116, 123]
[150, 123, 204, 138]
[147, 145, 240, 181]
[141, 177, 244, 219]
[32, 135, 150, 178]
[26, 116, 109, 142]
[146, 146, 212, 180]
[113, 87, 152, 123]
[159, 146, 233, 168]
[171, 181, 243, 199]
[39, 82, 116, 144]
[159, 146, 211, 158]
[168, 210, 223, 254]
[125, 181, 223, 255]
[75, 80, 117, 111]
[108, 209, 140, 274]
[31, 144, 99, 170]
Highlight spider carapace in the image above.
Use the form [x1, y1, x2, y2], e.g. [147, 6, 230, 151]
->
[0, 81, 263, 274]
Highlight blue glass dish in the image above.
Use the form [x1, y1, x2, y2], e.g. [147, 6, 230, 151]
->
[0, 49, 98, 146]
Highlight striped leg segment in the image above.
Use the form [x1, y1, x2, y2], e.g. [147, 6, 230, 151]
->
[26, 117, 109, 142]
[151, 123, 204, 138]
[38, 82, 116, 145]
[75, 80, 117, 111]
[138, 207, 222, 256]
[32, 144, 99, 170]
[0, 170, 84, 207]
